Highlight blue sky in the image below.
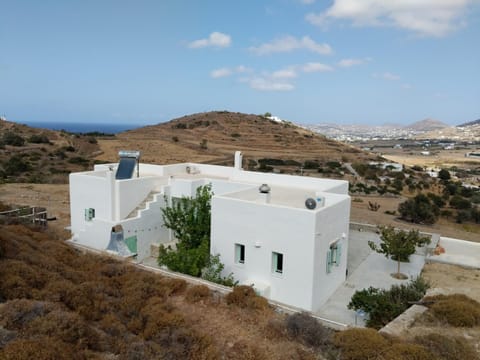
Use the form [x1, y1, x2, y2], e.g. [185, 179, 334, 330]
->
[1, 0, 479, 126]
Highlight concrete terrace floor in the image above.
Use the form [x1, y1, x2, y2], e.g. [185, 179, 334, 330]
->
[315, 229, 425, 327]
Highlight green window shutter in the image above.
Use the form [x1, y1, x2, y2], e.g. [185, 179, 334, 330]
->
[326, 250, 332, 274]
[335, 244, 342, 266]
[84, 208, 89, 221]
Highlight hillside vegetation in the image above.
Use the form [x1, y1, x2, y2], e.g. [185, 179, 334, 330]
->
[0, 119, 107, 183]
[96, 111, 376, 166]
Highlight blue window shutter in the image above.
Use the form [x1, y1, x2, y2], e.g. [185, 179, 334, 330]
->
[335, 244, 342, 266]
[326, 250, 332, 273]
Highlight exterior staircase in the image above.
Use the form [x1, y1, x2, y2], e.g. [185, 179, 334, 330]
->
[126, 191, 157, 219]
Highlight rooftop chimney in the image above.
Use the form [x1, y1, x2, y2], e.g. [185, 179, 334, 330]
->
[259, 183, 271, 204]
[234, 151, 243, 170]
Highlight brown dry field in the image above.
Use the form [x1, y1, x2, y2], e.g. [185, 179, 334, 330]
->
[381, 148, 480, 169]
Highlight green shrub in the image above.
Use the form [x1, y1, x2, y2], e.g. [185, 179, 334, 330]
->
[3, 155, 31, 176]
[449, 195, 471, 210]
[348, 277, 429, 329]
[28, 134, 51, 144]
[201, 254, 236, 286]
[67, 156, 89, 165]
[2, 132, 25, 146]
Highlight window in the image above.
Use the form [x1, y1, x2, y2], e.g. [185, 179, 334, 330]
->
[235, 244, 245, 264]
[84, 208, 95, 221]
[272, 252, 284, 274]
[326, 242, 342, 274]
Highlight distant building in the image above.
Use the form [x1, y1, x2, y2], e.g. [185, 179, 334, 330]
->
[69, 151, 351, 312]
[466, 152, 480, 158]
[369, 161, 403, 172]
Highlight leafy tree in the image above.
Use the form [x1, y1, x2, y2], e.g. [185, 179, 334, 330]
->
[162, 184, 212, 250]
[438, 169, 451, 181]
[398, 194, 439, 224]
[449, 195, 471, 210]
[427, 192, 446, 208]
[368, 226, 430, 279]
[159, 184, 234, 283]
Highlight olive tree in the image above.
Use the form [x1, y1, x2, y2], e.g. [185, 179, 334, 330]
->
[368, 226, 430, 279]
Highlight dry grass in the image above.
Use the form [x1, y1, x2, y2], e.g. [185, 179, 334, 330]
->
[0, 224, 319, 359]
[422, 294, 480, 327]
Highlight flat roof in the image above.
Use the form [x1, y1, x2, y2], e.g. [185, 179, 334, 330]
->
[219, 185, 347, 210]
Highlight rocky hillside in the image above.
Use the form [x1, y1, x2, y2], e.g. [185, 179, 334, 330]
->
[0, 119, 105, 183]
[97, 111, 376, 170]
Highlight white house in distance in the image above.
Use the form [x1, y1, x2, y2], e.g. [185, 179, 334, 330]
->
[69, 151, 351, 312]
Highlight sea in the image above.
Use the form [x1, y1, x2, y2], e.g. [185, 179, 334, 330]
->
[21, 121, 147, 134]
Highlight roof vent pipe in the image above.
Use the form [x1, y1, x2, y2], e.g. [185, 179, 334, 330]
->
[259, 184, 271, 204]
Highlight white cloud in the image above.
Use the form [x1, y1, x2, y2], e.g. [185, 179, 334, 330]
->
[306, 0, 474, 37]
[211, 65, 253, 79]
[235, 65, 253, 73]
[402, 83, 412, 89]
[302, 62, 334, 72]
[373, 72, 400, 81]
[300, 0, 316, 4]
[249, 77, 295, 91]
[188, 32, 232, 48]
[272, 68, 298, 79]
[249, 35, 332, 55]
[210, 68, 232, 78]
[337, 58, 370, 67]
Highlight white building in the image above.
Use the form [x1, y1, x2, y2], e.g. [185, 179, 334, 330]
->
[69, 151, 351, 312]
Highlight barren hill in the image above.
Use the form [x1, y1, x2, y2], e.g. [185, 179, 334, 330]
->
[97, 111, 375, 166]
[406, 118, 448, 132]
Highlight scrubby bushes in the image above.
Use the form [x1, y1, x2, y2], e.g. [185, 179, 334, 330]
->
[226, 285, 269, 310]
[185, 284, 211, 303]
[334, 329, 435, 360]
[0, 224, 217, 359]
[415, 333, 479, 360]
[285, 312, 333, 350]
[2, 131, 25, 146]
[423, 294, 480, 327]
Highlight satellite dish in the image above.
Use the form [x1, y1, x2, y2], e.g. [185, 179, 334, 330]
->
[305, 198, 317, 210]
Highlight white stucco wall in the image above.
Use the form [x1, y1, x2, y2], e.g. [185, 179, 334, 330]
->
[311, 196, 351, 310]
[211, 196, 317, 310]
[69, 171, 114, 234]
[116, 176, 165, 220]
